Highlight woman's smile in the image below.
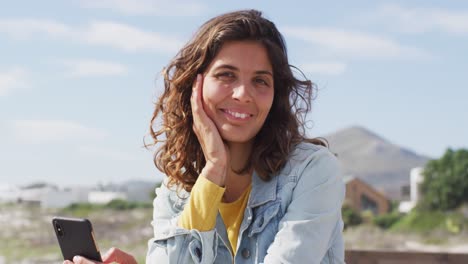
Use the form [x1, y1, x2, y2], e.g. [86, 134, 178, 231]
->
[221, 108, 253, 121]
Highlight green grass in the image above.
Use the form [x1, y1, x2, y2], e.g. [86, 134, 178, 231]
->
[391, 210, 465, 235]
[0, 238, 60, 263]
[59, 202, 101, 217]
[59, 200, 152, 218]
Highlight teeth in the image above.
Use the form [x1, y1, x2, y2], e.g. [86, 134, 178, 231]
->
[227, 110, 249, 119]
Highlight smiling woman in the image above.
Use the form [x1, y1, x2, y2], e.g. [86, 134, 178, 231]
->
[64, 9, 345, 264]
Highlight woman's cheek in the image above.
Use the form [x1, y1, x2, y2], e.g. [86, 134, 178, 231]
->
[201, 97, 217, 120]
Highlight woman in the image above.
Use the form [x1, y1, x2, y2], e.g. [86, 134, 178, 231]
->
[67, 9, 345, 264]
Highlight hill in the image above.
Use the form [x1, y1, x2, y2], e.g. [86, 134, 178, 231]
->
[324, 126, 430, 200]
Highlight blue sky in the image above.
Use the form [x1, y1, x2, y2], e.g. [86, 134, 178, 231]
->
[1, 0, 467, 186]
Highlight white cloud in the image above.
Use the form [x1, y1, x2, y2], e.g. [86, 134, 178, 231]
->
[377, 4, 468, 34]
[0, 67, 27, 96]
[11, 120, 107, 144]
[82, 21, 182, 52]
[61, 59, 128, 77]
[78, 145, 137, 161]
[283, 26, 428, 59]
[0, 19, 69, 39]
[78, 0, 205, 16]
[0, 19, 182, 53]
[301, 62, 347, 75]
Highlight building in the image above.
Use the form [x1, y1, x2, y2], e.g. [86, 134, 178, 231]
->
[17, 182, 59, 205]
[41, 186, 90, 208]
[344, 175, 391, 215]
[1, 179, 159, 208]
[88, 191, 127, 204]
[0, 184, 20, 203]
[399, 167, 424, 213]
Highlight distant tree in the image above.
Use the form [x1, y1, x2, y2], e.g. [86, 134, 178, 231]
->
[342, 204, 362, 228]
[373, 211, 402, 229]
[419, 148, 468, 211]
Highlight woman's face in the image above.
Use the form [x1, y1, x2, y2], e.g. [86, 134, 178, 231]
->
[202, 41, 274, 145]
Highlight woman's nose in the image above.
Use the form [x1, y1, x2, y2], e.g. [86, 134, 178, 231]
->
[232, 81, 253, 102]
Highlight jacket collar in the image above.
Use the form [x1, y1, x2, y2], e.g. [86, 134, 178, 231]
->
[248, 171, 277, 208]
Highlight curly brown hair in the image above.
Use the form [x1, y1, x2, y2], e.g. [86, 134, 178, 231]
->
[148, 9, 326, 192]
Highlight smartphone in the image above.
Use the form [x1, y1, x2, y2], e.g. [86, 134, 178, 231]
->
[52, 216, 103, 262]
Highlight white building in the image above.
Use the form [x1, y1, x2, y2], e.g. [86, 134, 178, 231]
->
[17, 183, 58, 204]
[1, 180, 157, 208]
[41, 186, 90, 208]
[399, 167, 424, 213]
[0, 184, 20, 202]
[88, 191, 127, 204]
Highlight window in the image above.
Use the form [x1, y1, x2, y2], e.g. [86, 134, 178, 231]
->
[361, 194, 378, 215]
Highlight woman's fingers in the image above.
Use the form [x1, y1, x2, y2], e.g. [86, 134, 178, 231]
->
[190, 74, 222, 154]
[101, 247, 137, 264]
[66, 256, 100, 264]
[64, 248, 136, 264]
[191, 74, 202, 114]
[191, 74, 202, 138]
[191, 74, 210, 137]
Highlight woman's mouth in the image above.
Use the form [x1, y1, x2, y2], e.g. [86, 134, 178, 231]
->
[222, 109, 252, 120]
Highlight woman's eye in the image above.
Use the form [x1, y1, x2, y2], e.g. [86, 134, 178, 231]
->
[215, 72, 235, 81]
[254, 77, 269, 86]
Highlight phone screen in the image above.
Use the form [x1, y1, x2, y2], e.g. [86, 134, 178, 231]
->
[52, 217, 102, 262]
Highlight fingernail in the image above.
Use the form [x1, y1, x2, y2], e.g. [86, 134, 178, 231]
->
[73, 256, 82, 262]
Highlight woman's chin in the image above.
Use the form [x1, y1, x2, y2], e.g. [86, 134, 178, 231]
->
[221, 135, 254, 146]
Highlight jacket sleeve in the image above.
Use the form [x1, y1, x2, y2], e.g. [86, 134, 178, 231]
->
[146, 177, 220, 264]
[262, 147, 346, 264]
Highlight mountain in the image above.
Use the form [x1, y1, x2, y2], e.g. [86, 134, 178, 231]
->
[323, 125, 430, 200]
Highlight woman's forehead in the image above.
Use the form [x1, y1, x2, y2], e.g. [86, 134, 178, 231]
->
[206, 41, 273, 73]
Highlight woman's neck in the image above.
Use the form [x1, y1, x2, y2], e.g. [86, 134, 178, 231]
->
[226, 140, 253, 172]
[223, 140, 254, 203]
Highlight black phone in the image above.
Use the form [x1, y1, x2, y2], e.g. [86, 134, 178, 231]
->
[52, 216, 103, 262]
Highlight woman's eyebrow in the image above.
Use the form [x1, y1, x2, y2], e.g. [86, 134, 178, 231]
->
[214, 64, 238, 71]
[214, 64, 273, 77]
[255, 70, 273, 77]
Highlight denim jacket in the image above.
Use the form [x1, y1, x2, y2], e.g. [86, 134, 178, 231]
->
[146, 142, 345, 264]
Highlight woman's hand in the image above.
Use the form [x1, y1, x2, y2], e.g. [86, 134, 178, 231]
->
[63, 247, 137, 264]
[191, 74, 228, 186]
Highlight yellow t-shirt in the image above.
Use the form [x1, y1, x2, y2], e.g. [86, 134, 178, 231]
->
[219, 184, 251, 253]
[178, 176, 251, 255]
